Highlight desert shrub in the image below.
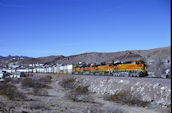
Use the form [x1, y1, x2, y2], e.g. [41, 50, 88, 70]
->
[10, 79, 21, 84]
[59, 77, 76, 89]
[34, 81, 47, 89]
[21, 78, 35, 88]
[104, 90, 150, 107]
[29, 101, 47, 110]
[0, 102, 9, 113]
[3, 78, 12, 83]
[59, 76, 94, 103]
[33, 88, 48, 96]
[21, 78, 39, 88]
[75, 86, 89, 94]
[167, 104, 171, 113]
[21, 77, 51, 96]
[67, 85, 94, 103]
[83, 105, 101, 113]
[38, 75, 52, 83]
[67, 92, 93, 102]
[0, 83, 26, 100]
[21, 77, 51, 89]
[83, 105, 125, 113]
[101, 108, 125, 113]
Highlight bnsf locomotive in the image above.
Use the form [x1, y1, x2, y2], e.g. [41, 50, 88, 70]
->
[72, 60, 148, 77]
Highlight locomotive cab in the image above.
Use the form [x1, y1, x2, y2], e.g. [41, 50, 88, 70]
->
[134, 60, 148, 76]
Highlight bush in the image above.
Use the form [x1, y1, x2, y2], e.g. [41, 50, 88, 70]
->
[38, 75, 52, 83]
[0, 83, 26, 100]
[59, 77, 76, 89]
[0, 102, 9, 113]
[33, 88, 48, 96]
[67, 85, 94, 103]
[167, 104, 171, 113]
[104, 90, 150, 107]
[21, 78, 35, 88]
[1, 78, 13, 84]
[59, 76, 94, 103]
[21, 77, 51, 89]
[29, 101, 47, 110]
[83, 105, 125, 113]
[21, 77, 51, 96]
[75, 86, 89, 95]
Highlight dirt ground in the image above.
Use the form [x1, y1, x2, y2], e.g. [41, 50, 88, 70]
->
[0, 74, 170, 113]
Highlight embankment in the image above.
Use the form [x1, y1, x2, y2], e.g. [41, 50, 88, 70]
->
[73, 75, 171, 107]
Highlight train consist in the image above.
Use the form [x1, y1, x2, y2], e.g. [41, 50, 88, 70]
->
[72, 60, 148, 77]
[0, 60, 148, 78]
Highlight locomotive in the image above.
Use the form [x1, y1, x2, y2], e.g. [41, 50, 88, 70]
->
[72, 60, 148, 77]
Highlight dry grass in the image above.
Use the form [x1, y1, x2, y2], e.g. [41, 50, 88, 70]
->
[104, 90, 150, 107]
[0, 83, 26, 100]
[21, 76, 52, 96]
[0, 102, 9, 113]
[59, 76, 94, 103]
[21, 76, 52, 89]
[33, 89, 48, 96]
[21, 78, 35, 88]
[38, 75, 52, 83]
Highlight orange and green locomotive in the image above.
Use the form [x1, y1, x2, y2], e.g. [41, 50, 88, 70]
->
[73, 60, 148, 77]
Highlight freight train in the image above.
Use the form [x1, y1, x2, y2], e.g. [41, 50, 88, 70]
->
[72, 60, 148, 77]
[1, 60, 148, 77]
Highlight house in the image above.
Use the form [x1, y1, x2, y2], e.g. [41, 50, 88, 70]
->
[10, 72, 21, 78]
[0, 71, 3, 78]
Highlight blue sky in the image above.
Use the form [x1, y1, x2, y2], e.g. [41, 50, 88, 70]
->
[0, 0, 171, 57]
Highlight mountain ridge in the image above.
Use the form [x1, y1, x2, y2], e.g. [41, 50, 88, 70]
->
[0, 46, 170, 65]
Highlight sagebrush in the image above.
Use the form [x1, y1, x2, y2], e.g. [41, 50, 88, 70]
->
[104, 90, 150, 107]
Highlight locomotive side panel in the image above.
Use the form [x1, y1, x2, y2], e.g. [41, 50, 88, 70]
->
[72, 60, 148, 77]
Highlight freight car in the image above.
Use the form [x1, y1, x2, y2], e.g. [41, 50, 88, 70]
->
[72, 60, 148, 77]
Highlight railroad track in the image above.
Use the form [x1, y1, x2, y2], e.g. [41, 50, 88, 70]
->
[72, 74, 171, 87]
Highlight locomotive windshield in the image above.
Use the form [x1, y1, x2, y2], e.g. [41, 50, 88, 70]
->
[122, 61, 132, 64]
[141, 61, 144, 64]
[136, 61, 145, 64]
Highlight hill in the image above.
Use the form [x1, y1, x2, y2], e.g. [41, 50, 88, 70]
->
[49, 46, 171, 65]
[0, 46, 170, 77]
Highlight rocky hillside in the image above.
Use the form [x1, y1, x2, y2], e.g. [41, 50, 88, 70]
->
[18, 55, 65, 65]
[41, 46, 170, 65]
[1, 46, 170, 65]
[50, 46, 171, 77]
[0, 55, 31, 66]
[0, 46, 171, 77]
